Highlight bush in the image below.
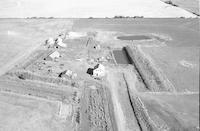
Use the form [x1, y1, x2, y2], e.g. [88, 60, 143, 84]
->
[113, 15, 126, 18]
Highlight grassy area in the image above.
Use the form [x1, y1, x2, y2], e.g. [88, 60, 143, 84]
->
[0, 92, 73, 131]
[0, 19, 74, 75]
[141, 46, 199, 92]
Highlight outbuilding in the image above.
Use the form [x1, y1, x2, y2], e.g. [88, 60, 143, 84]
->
[45, 38, 55, 48]
[44, 51, 61, 61]
[86, 64, 105, 78]
[55, 37, 67, 48]
[58, 69, 77, 79]
[93, 64, 105, 78]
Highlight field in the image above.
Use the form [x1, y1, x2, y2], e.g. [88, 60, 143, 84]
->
[141, 46, 199, 92]
[0, 0, 198, 18]
[140, 93, 199, 130]
[0, 18, 199, 131]
[0, 19, 73, 75]
[161, 0, 200, 15]
[0, 92, 73, 131]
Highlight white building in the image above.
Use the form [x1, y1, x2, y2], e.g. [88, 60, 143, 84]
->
[93, 64, 105, 78]
[44, 51, 61, 61]
[46, 38, 55, 47]
[55, 37, 67, 48]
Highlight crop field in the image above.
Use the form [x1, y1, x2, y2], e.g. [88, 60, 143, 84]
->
[161, 0, 200, 15]
[0, 18, 199, 131]
[0, 92, 73, 131]
[141, 46, 199, 92]
[140, 93, 199, 130]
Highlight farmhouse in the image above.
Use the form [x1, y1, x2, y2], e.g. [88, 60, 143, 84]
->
[58, 70, 77, 79]
[55, 37, 67, 48]
[87, 64, 105, 78]
[46, 38, 55, 47]
[44, 51, 61, 61]
[93, 64, 105, 78]
[93, 44, 101, 50]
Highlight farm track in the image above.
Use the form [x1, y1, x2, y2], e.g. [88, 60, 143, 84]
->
[122, 73, 156, 131]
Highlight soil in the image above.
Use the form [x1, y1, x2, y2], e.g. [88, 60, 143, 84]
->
[113, 49, 131, 64]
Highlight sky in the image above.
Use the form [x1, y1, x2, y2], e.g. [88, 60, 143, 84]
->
[0, 0, 197, 18]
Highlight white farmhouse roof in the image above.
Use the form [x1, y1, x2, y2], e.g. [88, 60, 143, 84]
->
[93, 64, 105, 78]
[49, 51, 60, 59]
[56, 37, 67, 48]
[46, 38, 55, 46]
[57, 42, 67, 47]
[66, 32, 87, 39]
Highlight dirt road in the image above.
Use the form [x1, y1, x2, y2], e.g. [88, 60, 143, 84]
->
[107, 67, 141, 131]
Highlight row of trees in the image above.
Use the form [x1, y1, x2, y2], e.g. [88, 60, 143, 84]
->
[113, 16, 144, 18]
[26, 16, 144, 19]
[89, 16, 144, 19]
[26, 17, 54, 19]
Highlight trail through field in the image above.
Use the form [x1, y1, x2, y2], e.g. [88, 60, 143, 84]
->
[107, 67, 141, 131]
[107, 72, 126, 131]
